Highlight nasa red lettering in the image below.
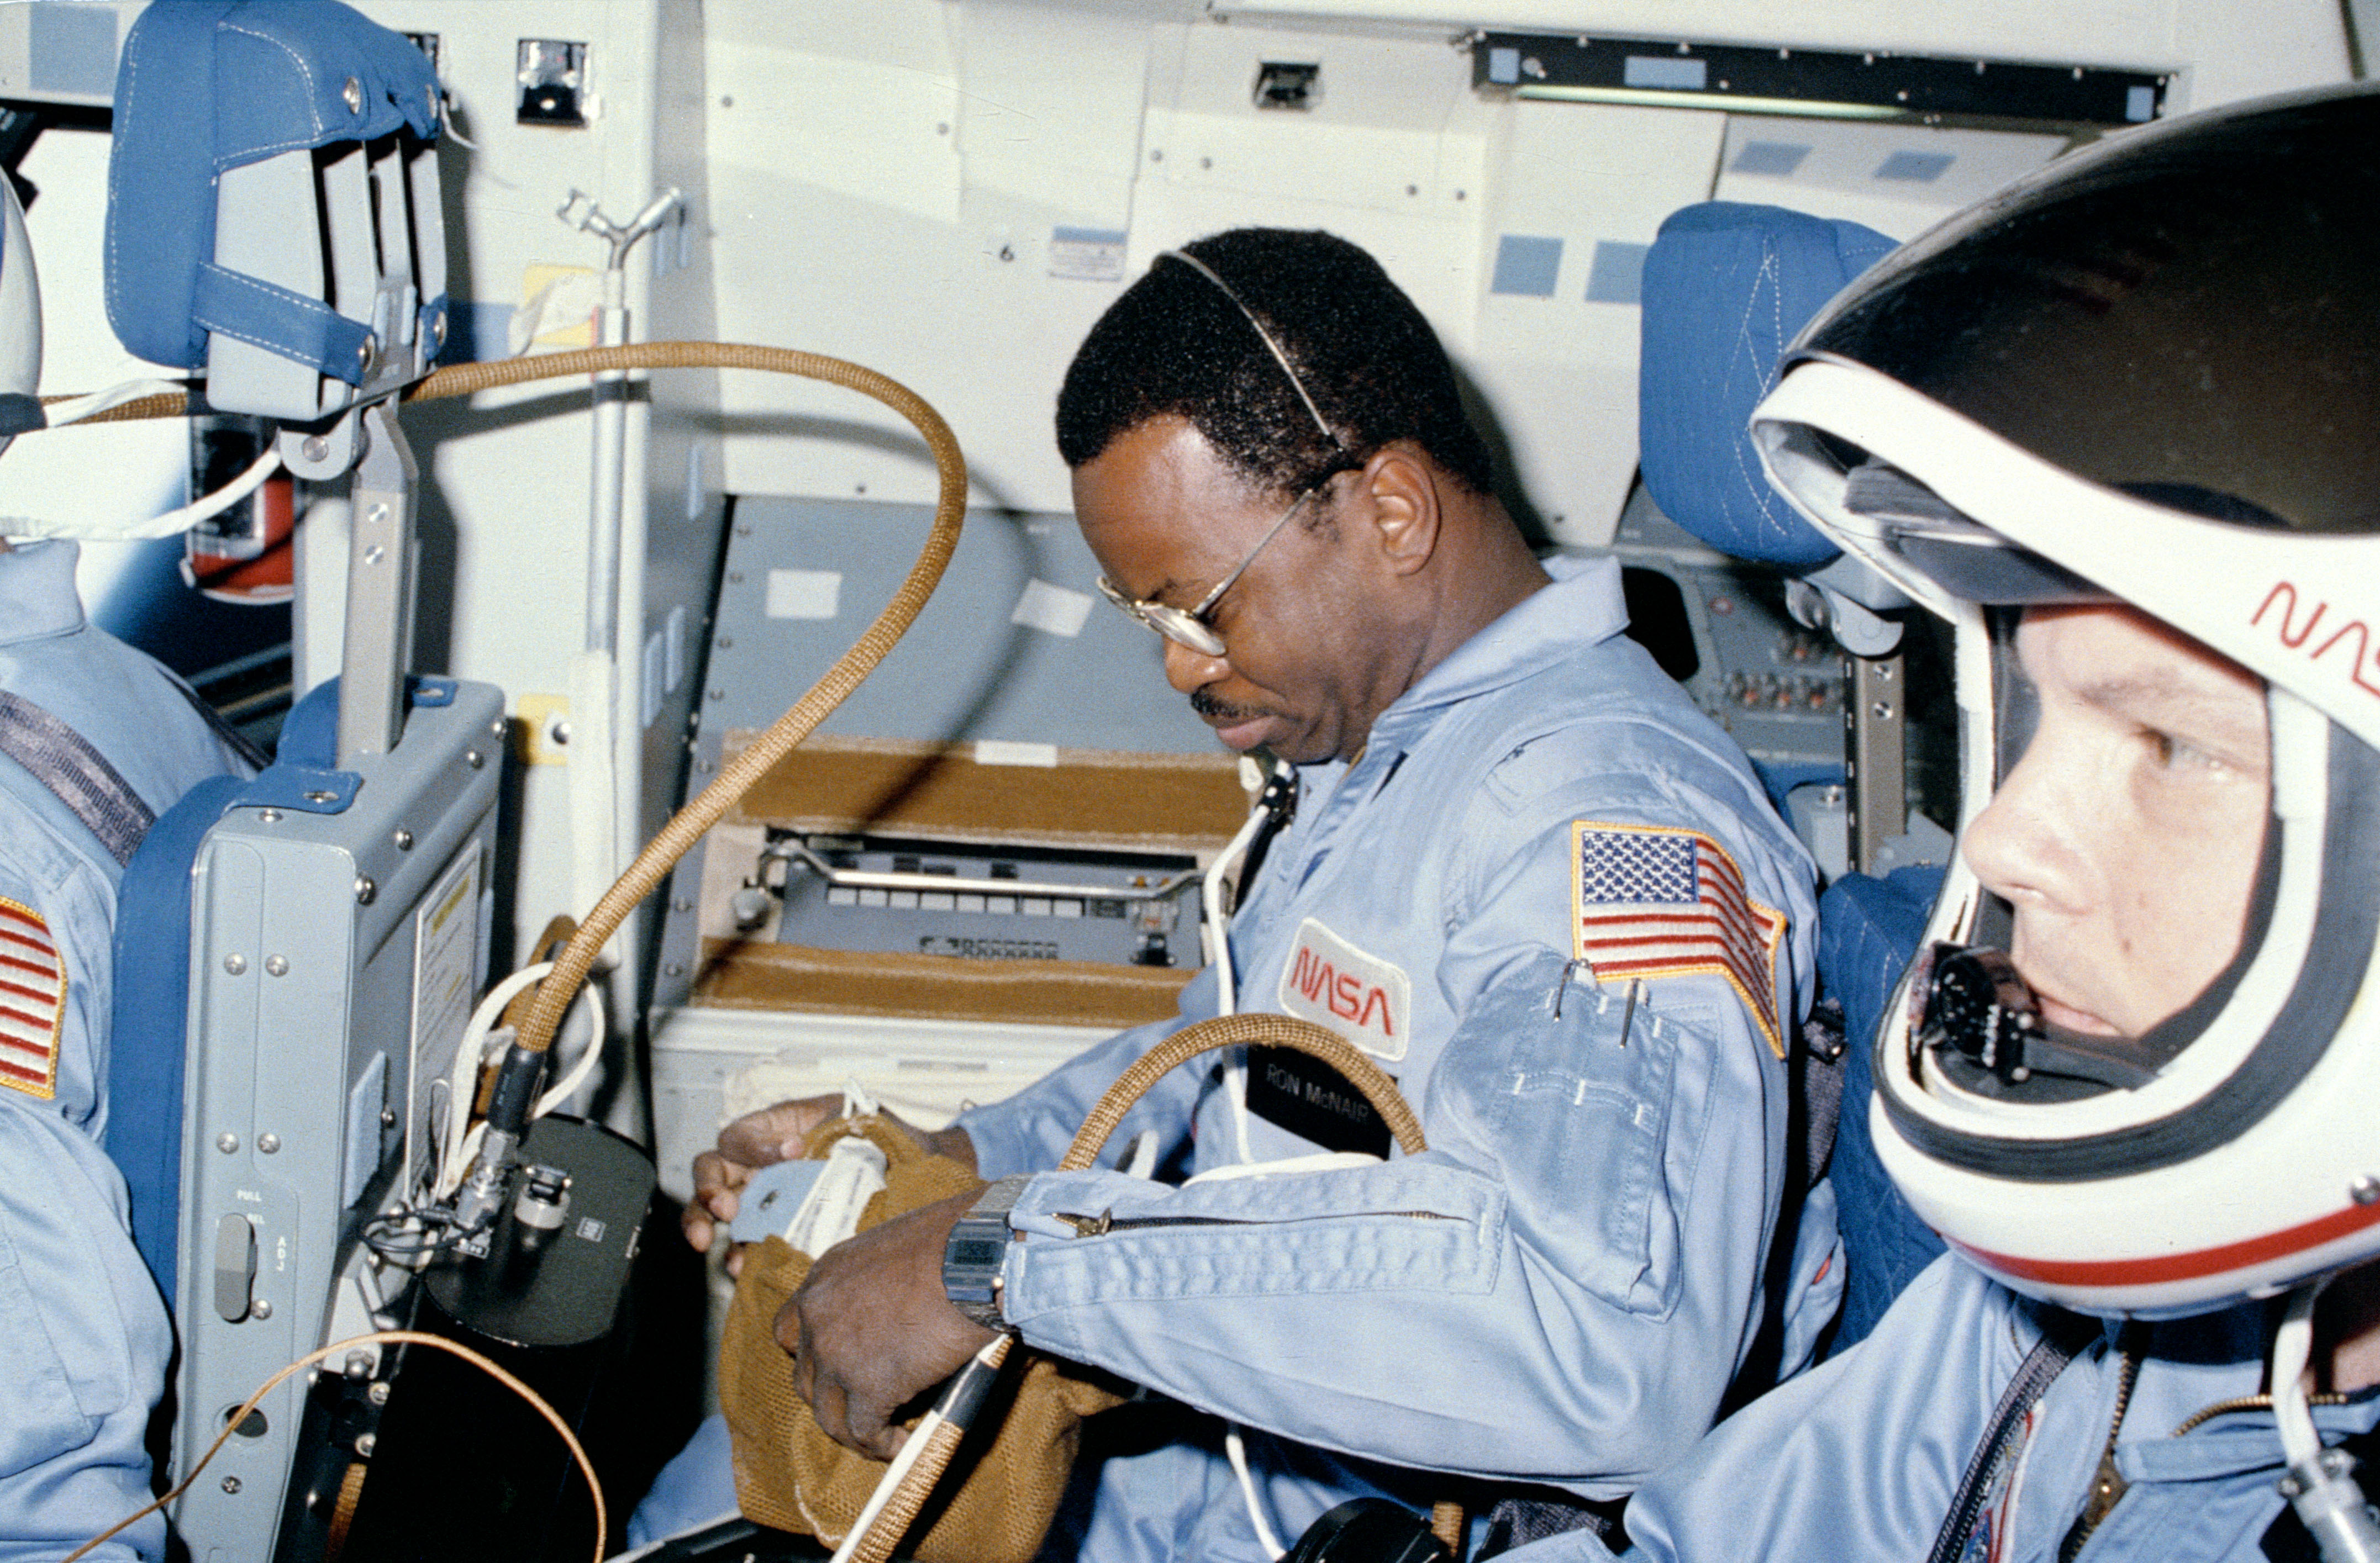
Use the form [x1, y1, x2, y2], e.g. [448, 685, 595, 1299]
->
[0, 897, 63, 1101]
[1277, 918, 1411, 1061]
[2253, 582, 2380, 699]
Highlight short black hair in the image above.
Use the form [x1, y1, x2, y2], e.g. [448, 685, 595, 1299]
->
[1055, 228, 1495, 499]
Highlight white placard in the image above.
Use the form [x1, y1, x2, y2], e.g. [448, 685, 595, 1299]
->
[1010, 578, 1093, 638]
[767, 568, 843, 620]
[975, 740, 1058, 768]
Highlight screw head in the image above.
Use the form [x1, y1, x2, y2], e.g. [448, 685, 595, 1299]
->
[380, 1108, 397, 1128]
[301, 436, 330, 464]
[466, 749, 486, 769]
[265, 955, 290, 978]
[224, 953, 249, 975]
[345, 1350, 373, 1377]
[257, 808, 283, 824]
[343, 76, 364, 114]
[355, 876, 377, 906]
[306, 790, 338, 804]
[218, 1133, 240, 1154]
[664, 962, 685, 978]
[368, 1380, 391, 1405]
[357, 335, 376, 369]
[2353, 1175, 2380, 1206]
[251, 1298, 273, 1320]
[355, 1432, 377, 1457]
[257, 1133, 281, 1154]
[393, 829, 414, 851]
[222, 1476, 243, 1495]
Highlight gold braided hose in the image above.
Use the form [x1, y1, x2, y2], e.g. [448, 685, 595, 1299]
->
[841, 1012, 1451, 1563]
[46, 345, 966, 1062]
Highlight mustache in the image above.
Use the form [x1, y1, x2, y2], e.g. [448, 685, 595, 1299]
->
[1190, 687, 1272, 724]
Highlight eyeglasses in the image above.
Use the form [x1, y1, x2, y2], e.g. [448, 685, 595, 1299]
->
[1096, 474, 1335, 658]
[1093, 247, 1355, 660]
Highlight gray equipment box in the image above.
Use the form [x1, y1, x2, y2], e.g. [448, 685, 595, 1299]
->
[169, 681, 504, 1563]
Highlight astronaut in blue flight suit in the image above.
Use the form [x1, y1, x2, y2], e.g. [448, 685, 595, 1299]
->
[1505, 85, 2380, 1563]
[0, 178, 255, 1560]
[647, 229, 1834, 1559]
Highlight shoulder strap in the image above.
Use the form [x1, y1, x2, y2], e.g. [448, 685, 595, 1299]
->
[1927, 1307, 2104, 1563]
[0, 688, 157, 867]
[162, 670, 271, 774]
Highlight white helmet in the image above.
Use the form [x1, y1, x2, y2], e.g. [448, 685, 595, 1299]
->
[1751, 83, 2380, 1317]
[0, 177, 41, 455]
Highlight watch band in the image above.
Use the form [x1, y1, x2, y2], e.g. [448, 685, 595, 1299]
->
[942, 1173, 1031, 1331]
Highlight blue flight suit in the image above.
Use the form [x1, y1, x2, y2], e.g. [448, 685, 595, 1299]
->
[634, 556, 1830, 1557]
[1517, 1253, 2380, 1563]
[0, 540, 252, 1561]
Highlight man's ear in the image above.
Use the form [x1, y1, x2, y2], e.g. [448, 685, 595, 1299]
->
[1359, 445, 1440, 578]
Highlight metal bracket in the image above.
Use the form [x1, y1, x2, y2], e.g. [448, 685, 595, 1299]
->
[337, 399, 419, 764]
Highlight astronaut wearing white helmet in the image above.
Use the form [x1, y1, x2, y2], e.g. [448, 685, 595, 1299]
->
[0, 173, 259, 1557]
[1505, 81, 2380, 1563]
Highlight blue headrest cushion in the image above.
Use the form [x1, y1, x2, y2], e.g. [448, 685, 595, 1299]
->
[1639, 202, 1898, 568]
[105, 0, 440, 376]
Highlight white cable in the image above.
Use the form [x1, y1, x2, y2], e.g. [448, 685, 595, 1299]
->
[533, 976, 606, 1118]
[40, 378, 191, 427]
[2, 443, 284, 543]
[1225, 1427, 1290, 1560]
[1203, 780, 1276, 1168]
[2275, 1280, 2327, 1470]
[432, 962, 605, 1197]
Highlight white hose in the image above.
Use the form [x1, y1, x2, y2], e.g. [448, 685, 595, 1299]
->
[2275, 1281, 2326, 1471]
[2, 443, 285, 543]
[434, 961, 606, 1197]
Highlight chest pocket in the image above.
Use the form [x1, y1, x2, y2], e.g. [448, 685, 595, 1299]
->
[1441, 947, 1712, 1316]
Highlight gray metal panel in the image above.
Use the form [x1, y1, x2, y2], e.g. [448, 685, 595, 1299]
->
[170, 684, 505, 1563]
[704, 498, 1215, 752]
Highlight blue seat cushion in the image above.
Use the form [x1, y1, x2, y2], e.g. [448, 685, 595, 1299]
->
[1639, 202, 1898, 568]
[104, 0, 441, 381]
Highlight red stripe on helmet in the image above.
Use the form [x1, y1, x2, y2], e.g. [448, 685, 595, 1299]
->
[1954, 1198, 2380, 1287]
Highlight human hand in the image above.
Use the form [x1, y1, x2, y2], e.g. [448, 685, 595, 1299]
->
[780, 1186, 1000, 1460]
[681, 1096, 980, 1273]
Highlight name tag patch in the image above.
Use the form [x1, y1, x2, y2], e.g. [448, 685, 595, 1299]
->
[1245, 1046, 1393, 1158]
[1276, 917, 1410, 1061]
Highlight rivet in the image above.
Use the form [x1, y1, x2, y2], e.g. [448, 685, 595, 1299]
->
[345, 1350, 373, 1377]
[363, 545, 386, 567]
[380, 1108, 397, 1128]
[251, 1298, 273, 1319]
[717, 636, 734, 650]
[393, 829, 414, 851]
[432, 310, 447, 346]
[2353, 1175, 2380, 1206]
[672, 897, 692, 913]
[224, 954, 248, 975]
[218, 1133, 240, 1154]
[355, 1432, 377, 1457]
[301, 437, 330, 464]
[266, 955, 289, 978]
[707, 688, 724, 702]
[306, 790, 338, 804]
[257, 808, 283, 823]
[343, 77, 363, 114]
[368, 1380, 391, 1404]
[355, 876, 377, 905]
[466, 749, 485, 769]
[367, 503, 391, 527]
[222, 1476, 243, 1495]
[258, 1133, 281, 1154]
[357, 335, 376, 369]
[492, 719, 507, 737]
[664, 962, 685, 978]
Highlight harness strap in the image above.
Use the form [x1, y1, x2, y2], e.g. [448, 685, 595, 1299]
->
[1928, 1307, 2103, 1563]
[0, 688, 156, 866]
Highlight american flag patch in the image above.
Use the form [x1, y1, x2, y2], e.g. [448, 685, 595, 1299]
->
[0, 897, 62, 1100]
[1572, 822, 1787, 1058]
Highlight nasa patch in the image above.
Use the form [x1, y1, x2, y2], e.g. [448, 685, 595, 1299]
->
[0, 898, 64, 1101]
[1275, 917, 1410, 1062]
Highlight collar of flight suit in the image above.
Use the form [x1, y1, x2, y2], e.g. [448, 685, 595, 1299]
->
[0, 541, 89, 647]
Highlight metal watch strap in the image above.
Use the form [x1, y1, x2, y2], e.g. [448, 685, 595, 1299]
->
[942, 1173, 1031, 1331]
